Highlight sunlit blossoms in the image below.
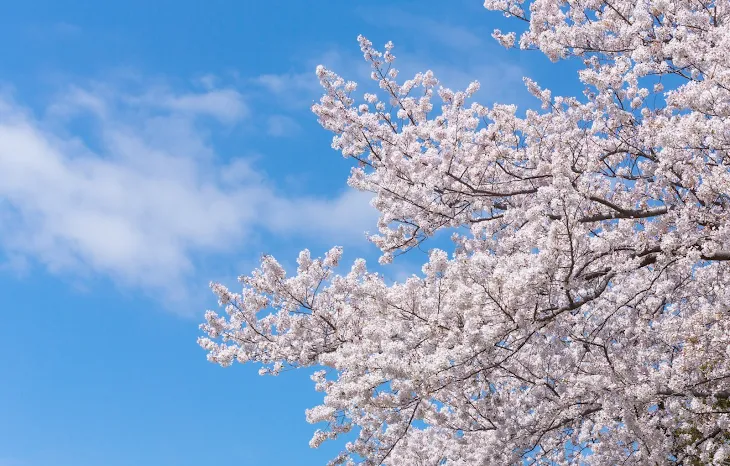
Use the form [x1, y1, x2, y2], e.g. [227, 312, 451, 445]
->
[200, 1, 730, 464]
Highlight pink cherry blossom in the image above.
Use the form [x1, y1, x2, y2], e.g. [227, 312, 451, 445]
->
[201, 2, 730, 464]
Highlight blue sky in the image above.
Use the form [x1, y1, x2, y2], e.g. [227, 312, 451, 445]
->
[0, 2, 577, 465]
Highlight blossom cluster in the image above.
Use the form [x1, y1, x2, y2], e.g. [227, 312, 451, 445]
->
[201, 1, 730, 464]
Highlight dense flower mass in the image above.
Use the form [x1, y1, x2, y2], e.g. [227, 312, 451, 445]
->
[200, 1, 730, 464]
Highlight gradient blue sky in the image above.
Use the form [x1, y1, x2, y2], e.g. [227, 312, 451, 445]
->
[0, 2, 578, 465]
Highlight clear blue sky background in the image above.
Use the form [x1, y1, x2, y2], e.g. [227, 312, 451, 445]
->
[0, 2, 578, 465]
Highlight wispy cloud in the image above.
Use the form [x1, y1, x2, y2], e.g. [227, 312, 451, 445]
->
[266, 114, 301, 137]
[254, 72, 317, 96]
[150, 88, 247, 123]
[359, 7, 482, 50]
[0, 458, 24, 466]
[0, 78, 376, 309]
[52, 21, 82, 37]
[251, 49, 370, 109]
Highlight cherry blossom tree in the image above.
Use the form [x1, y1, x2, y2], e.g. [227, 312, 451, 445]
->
[199, 1, 730, 464]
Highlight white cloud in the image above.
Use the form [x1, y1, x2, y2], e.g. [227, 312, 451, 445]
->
[52, 21, 82, 37]
[48, 80, 248, 124]
[156, 88, 247, 123]
[360, 7, 483, 50]
[122, 86, 248, 124]
[266, 114, 301, 137]
[252, 71, 322, 111]
[254, 72, 314, 95]
[251, 49, 370, 109]
[0, 80, 376, 308]
[47, 86, 108, 118]
[196, 73, 218, 90]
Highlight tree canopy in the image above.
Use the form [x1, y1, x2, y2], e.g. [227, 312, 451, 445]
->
[200, 1, 730, 464]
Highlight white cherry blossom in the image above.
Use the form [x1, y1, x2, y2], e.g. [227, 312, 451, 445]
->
[201, 2, 730, 464]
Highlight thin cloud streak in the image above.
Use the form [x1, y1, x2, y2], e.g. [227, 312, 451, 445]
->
[358, 6, 483, 50]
